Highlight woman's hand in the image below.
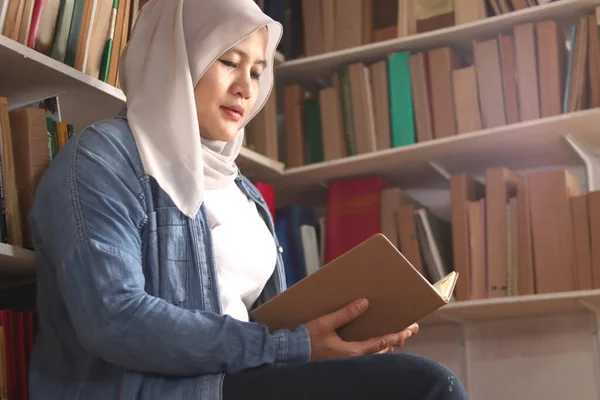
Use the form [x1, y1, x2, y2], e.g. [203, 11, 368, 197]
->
[376, 323, 419, 354]
[305, 298, 418, 362]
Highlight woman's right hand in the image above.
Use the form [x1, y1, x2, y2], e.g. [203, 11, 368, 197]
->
[305, 298, 413, 362]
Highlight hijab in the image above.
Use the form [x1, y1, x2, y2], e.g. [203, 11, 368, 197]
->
[119, 0, 282, 218]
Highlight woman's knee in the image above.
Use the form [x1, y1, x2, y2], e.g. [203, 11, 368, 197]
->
[377, 353, 468, 399]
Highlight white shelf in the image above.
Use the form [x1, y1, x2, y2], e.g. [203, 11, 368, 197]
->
[237, 147, 284, 182]
[0, 243, 35, 276]
[275, 109, 600, 205]
[0, 35, 125, 132]
[274, 51, 285, 65]
[275, 0, 600, 85]
[420, 289, 600, 326]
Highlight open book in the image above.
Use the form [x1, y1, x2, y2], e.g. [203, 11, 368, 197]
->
[251, 233, 458, 342]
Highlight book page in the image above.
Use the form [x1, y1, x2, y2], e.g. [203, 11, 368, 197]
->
[432, 271, 458, 301]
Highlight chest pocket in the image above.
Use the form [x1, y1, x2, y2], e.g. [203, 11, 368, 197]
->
[145, 207, 190, 306]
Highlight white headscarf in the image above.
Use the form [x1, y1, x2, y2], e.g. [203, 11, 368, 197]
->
[119, 0, 282, 218]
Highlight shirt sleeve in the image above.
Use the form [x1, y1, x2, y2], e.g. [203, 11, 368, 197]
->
[33, 123, 311, 377]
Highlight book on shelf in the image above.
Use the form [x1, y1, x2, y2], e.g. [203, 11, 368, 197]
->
[251, 233, 458, 342]
[0, 0, 145, 88]
[278, 4, 598, 169]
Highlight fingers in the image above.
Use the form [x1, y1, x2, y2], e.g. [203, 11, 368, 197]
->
[354, 332, 402, 355]
[323, 298, 369, 330]
[406, 323, 419, 335]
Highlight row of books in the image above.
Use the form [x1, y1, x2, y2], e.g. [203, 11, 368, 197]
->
[0, 0, 150, 87]
[271, 177, 454, 289]
[280, 11, 600, 168]
[271, 163, 599, 303]
[0, 96, 72, 250]
[259, 0, 556, 61]
[0, 309, 36, 400]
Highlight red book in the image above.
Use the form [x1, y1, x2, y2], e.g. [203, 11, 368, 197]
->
[27, 0, 47, 49]
[325, 176, 389, 263]
[254, 182, 276, 222]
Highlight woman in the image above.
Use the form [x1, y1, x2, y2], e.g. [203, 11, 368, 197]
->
[27, 0, 468, 399]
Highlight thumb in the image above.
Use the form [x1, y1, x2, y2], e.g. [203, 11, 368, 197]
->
[324, 298, 369, 330]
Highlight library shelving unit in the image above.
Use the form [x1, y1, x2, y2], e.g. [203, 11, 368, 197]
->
[2, 0, 600, 397]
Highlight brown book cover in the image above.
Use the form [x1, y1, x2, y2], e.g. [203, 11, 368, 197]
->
[588, 191, 600, 288]
[396, 203, 425, 277]
[321, 0, 335, 53]
[0, 98, 23, 248]
[245, 90, 278, 160]
[452, 65, 483, 134]
[301, 0, 325, 56]
[513, 22, 541, 121]
[571, 195, 593, 290]
[473, 38, 507, 128]
[451, 174, 485, 300]
[380, 187, 403, 248]
[499, 34, 520, 124]
[283, 84, 305, 168]
[318, 87, 346, 161]
[528, 170, 580, 293]
[369, 61, 392, 150]
[485, 168, 533, 297]
[9, 107, 49, 249]
[454, 0, 486, 25]
[334, 0, 362, 50]
[2, 0, 24, 40]
[409, 53, 434, 142]
[536, 20, 566, 117]
[467, 199, 486, 299]
[397, 0, 416, 37]
[348, 63, 377, 154]
[428, 47, 460, 139]
[415, 0, 454, 33]
[587, 14, 600, 109]
[251, 234, 458, 342]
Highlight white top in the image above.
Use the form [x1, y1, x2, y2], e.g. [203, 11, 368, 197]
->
[203, 181, 277, 321]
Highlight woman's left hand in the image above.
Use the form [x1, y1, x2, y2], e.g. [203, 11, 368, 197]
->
[376, 323, 419, 354]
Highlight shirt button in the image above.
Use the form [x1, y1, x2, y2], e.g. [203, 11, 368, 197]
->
[278, 246, 283, 254]
[259, 197, 265, 203]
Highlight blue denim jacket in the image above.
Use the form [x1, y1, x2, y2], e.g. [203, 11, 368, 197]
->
[27, 109, 311, 399]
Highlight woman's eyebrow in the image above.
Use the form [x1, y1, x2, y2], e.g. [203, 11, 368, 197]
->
[229, 48, 268, 68]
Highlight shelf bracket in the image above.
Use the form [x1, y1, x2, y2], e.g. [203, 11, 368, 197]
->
[579, 299, 600, 394]
[428, 161, 451, 182]
[564, 134, 600, 192]
[6, 90, 66, 112]
[435, 312, 471, 393]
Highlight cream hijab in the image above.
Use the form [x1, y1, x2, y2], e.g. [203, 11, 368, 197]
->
[119, 0, 282, 218]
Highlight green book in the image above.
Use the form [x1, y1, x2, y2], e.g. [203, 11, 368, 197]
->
[337, 67, 357, 156]
[303, 97, 324, 164]
[99, 0, 120, 82]
[387, 52, 416, 147]
[51, 0, 76, 63]
[64, 0, 87, 67]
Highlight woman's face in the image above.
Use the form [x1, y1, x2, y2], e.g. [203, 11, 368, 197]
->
[194, 27, 268, 142]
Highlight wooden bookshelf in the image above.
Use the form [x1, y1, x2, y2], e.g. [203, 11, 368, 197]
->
[275, 0, 600, 85]
[0, 34, 125, 132]
[238, 146, 285, 181]
[274, 108, 600, 205]
[421, 289, 600, 326]
[0, 243, 35, 276]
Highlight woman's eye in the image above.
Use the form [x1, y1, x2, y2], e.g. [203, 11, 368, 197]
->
[251, 71, 261, 80]
[220, 60, 237, 68]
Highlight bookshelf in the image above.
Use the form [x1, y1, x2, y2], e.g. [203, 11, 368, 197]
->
[2, 0, 600, 398]
[0, 243, 35, 276]
[0, 34, 125, 131]
[421, 288, 600, 326]
[276, 0, 600, 85]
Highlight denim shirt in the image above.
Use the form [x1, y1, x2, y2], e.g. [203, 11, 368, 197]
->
[27, 109, 311, 400]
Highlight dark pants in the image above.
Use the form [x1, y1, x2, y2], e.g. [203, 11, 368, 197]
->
[222, 353, 468, 400]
